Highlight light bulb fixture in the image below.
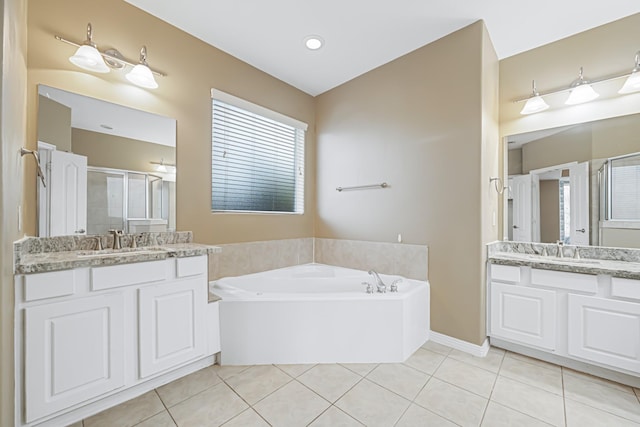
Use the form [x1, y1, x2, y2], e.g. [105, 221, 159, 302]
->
[68, 23, 110, 73]
[304, 35, 324, 50]
[565, 67, 599, 105]
[619, 51, 640, 94]
[126, 46, 159, 89]
[150, 159, 175, 174]
[520, 80, 550, 115]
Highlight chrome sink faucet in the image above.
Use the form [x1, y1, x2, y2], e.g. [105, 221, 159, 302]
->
[368, 270, 387, 293]
[556, 240, 564, 258]
[109, 229, 123, 250]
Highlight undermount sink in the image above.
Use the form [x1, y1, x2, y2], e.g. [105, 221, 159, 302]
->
[76, 247, 169, 258]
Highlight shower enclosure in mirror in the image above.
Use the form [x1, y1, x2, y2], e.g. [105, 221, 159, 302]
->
[505, 113, 640, 248]
[36, 85, 177, 237]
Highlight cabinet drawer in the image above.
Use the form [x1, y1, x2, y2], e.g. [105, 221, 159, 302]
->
[24, 269, 76, 302]
[176, 255, 207, 278]
[531, 268, 597, 293]
[91, 260, 167, 291]
[611, 277, 640, 301]
[490, 264, 521, 283]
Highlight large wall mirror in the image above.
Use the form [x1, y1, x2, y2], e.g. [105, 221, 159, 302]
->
[505, 113, 640, 249]
[36, 85, 177, 237]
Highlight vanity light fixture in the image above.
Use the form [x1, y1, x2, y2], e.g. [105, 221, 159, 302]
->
[304, 35, 324, 50]
[150, 159, 176, 174]
[68, 23, 110, 73]
[565, 67, 599, 105]
[126, 46, 159, 89]
[56, 24, 165, 89]
[520, 80, 550, 115]
[619, 51, 640, 94]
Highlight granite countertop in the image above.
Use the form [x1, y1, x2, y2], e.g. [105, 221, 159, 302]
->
[489, 252, 640, 280]
[15, 242, 222, 275]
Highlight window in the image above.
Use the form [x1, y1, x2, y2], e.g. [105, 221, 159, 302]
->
[211, 90, 306, 213]
[601, 152, 640, 221]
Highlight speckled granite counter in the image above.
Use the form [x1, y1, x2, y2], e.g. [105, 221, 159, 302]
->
[488, 241, 640, 280]
[15, 232, 222, 274]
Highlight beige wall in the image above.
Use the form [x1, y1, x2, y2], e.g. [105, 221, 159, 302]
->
[592, 114, 640, 159]
[26, 0, 316, 244]
[72, 128, 175, 173]
[508, 148, 522, 175]
[315, 21, 499, 345]
[601, 228, 640, 249]
[522, 125, 592, 173]
[37, 95, 71, 150]
[539, 180, 560, 243]
[1, 0, 28, 424]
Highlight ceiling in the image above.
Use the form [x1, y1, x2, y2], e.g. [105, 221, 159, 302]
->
[125, 0, 640, 96]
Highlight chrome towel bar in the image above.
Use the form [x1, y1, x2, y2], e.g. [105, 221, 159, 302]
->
[336, 182, 388, 192]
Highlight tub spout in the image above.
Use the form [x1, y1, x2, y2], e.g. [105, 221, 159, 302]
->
[368, 270, 387, 293]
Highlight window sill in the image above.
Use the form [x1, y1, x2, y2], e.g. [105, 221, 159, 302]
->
[600, 220, 640, 230]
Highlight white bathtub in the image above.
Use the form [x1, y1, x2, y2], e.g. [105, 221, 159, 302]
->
[211, 263, 430, 365]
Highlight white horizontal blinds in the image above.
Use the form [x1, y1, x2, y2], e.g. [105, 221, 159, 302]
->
[211, 92, 305, 213]
[611, 154, 640, 220]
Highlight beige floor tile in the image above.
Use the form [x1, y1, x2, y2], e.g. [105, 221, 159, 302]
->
[396, 403, 457, 427]
[505, 351, 562, 372]
[367, 363, 429, 400]
[481, 402, 552, 427]
[448, 347, 505, 373]
[133, 411, 176, 427]
[84, 391, 165, 427]
[168, 382, 248, 426]
[499, 357, 563, 395]
[421, 340, 453, 356]
[491, 376, 564, 426]
[414, 377, 487, 427]
[276, 364, 315, 378]
[156, 366, 221, 407]
[308, 406, 364, 426]
[563, 371, 640, 422]
[298, 364, 361, 402]
[253, 380, 330, 426]
[339, 363, 378, 376]
[221, 408, 270, 427]
[211, 364, 252, 380]
[433, 357, 497, 398]
[563, 367, 634, 394]
[335, 379, 410, 427]
[225, 365, 291, 404]
[403, 348, 446, 374]
[565, 398, 640, 427]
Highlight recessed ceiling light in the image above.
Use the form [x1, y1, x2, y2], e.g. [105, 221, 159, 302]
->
[304, 35, 324, 50]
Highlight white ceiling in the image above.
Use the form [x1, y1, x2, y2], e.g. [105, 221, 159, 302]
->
[125, 0, 640, 96]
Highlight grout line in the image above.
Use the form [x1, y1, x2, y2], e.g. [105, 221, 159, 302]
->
[153, 389, 180, 427]
[561, 367, 568, 427]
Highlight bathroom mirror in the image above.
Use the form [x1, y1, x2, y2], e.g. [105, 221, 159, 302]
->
[36, 85, 177, 237]
[505, 113, 640, 248]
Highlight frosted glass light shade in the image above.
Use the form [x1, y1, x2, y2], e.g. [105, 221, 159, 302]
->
[619, 71, 640, 94]
[126, 64, 158, 89]
[565, 83, 599, 105]
[69, 45, 109, 73]
[520, 95, 549, 115]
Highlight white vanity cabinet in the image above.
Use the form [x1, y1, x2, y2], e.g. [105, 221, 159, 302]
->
[489, 263, 640, 380]
[15, 254, 218, 427]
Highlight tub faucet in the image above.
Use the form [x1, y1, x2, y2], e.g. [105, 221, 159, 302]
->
[368, 270, 387, 293]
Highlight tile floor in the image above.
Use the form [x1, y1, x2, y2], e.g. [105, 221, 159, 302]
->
[71, 342, 640, 426]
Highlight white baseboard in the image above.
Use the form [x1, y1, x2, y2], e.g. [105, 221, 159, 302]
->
[429, 331, 490, 357]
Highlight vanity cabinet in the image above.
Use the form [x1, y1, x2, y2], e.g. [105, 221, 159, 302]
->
[15, 255, 218, 426]
[489, 263, 640, 378]
[24, 293, 126, 422]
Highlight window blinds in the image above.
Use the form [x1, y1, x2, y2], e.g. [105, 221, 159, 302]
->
[611, 155, 640, 220]
[211, 92, 305, 213]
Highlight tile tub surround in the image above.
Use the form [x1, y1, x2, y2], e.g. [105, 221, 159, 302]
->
[314, 238, 428, 281]
[488, 241, 640, 280]
[14, 232, 221, 274]
[76, 343, 640, 427]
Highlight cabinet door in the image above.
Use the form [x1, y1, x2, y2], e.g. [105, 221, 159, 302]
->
[138, 277, 207, 378]
[490, 282, 557, 350]
[24, 293, 125, 422]
[568, 294, 640, 373]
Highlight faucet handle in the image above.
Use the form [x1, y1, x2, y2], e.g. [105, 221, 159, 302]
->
[361, 282, 374, 294]
[390, 279, 402, 292]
